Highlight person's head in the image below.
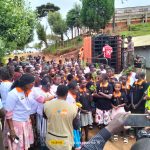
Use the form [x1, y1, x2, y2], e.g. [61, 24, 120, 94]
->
[0, 67, 11, 81]
[90, 64, 95, 72]
[15, 66, 24, 74]
[41, 76, 51, 92]
[67, 74, 74, 82]
[11, 74, 35, 91]
[35, 64, 40, 71]
[49, 68, 55, 78]
[136, 72, 146, 80]
[79, 78, 87, 88]
[85, 73, 92, 81]
[77, 70, 83, 78]
[131, 138, 150, 150]
[127, 36, 132, 42]
[56, 85, 68, 100]
[121, 75, 127, 85]
[53, 75, 61, 85]
[71, 68, 76, 76]
[68, 81, 78, 94]
[114, 82, 122, 92]
[102, 73, 108, 82]
[107, 68, 114, 77]
[25, 67, 35, 75]
[100, 64, 105, 70]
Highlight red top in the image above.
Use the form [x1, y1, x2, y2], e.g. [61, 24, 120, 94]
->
[102, 45, 113, 59]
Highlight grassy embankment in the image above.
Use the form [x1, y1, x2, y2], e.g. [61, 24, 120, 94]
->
[44, 36, 83, 55]
[121, 23, 150, 37]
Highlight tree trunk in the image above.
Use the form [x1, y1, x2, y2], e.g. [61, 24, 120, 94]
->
[61, 34, 64, 45]
[71, 28, 74, 39]
[77, 27, 80, 36]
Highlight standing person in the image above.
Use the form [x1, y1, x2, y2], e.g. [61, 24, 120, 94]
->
[5, 74, 35, 150]
[130, 72, 147, 114]
[30, 76, 55, 150]
[0, 67, 12, 108]
[97, 41, 113, 66]
[93, 74, 113, 128]
[125, 36, 134, 67]
[44, 85, 79, 150]
[51, 75, 62, 95]
[77, 79, 93, 142]
[120, 75, 131, 112]
[111, 82, 128, 143]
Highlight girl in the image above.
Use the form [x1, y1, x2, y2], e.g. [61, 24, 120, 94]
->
[5, 74, 35, 150]
[121, 75, 131, 112]
[111, 82, 128, 143]
[93, 73, 113, 128]
[77, 79, 93, 142]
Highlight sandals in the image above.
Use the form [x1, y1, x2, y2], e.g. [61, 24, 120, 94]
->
[123, 138, 128, 144]
[113, 135, 118, 141]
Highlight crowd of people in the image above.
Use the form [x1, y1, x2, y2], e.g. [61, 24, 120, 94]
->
[0, 54, 150, 150]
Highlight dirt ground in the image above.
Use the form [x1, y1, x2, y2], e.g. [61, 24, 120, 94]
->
[89, 127, 135, 150]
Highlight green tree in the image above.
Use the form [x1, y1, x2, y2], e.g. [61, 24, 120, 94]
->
[36, 3, 60, 18]
[0, 0, 36, 59]
[66, 4, 82, 39]
[48, 12, 67, 42]
[81, 0, 114, 32]
[36, 22, 48, 47]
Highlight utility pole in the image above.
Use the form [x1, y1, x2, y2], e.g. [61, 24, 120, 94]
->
[112, 0, 127, 32]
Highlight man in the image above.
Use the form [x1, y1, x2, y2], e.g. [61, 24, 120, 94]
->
[125, 36, 134, 67]
[97, 41, 113, 66]
[44, 85, 79, 150]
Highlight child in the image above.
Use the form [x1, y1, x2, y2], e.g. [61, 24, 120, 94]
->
[111, 82, 128, 143]
[93, 73, 113, 128]
[120, 75, 131, 112]
[77, 79, 93, 142]
[107, 68, 118, 86]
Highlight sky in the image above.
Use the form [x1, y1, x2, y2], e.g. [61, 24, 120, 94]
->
[26, 0, 150, 47]
[27, 0, 150, 18]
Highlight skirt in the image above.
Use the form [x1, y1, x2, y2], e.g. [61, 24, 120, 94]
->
[8, 119, 34, 150]
[80, 112, 93, 127]
[111, 107, 126, 119]
[95, 109, 112, 125]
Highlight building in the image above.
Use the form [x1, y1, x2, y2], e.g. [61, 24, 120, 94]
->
[106, 5, 150, 32]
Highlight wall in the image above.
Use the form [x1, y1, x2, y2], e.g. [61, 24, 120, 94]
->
[135, 46, 150, 68]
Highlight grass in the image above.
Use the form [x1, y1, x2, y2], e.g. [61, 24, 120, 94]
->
[44, 36, 83, 55]
[121, 23, 150, 37]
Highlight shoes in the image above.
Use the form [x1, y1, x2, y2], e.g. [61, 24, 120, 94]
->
[123, 138, 128, 144]
[113, 135, 119, 141]
[89, 125, 93, 129]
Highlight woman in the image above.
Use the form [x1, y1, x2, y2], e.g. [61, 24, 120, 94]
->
[30, 76, 55, 149]
[5, 74, 35, 150]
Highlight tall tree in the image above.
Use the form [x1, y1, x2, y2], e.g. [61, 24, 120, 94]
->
[66, 4, 82, 38]
[81, 0, 114, 32]
[36, 22, 48, 47]
[0, 0, 36, 59]
[48, 12, 67, 42]
[36, 3, 60, 18]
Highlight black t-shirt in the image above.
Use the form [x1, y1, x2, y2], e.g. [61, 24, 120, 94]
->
[131, 81, 147, 112]
[86, 81, 94, 91]
[77, 90, 91, 111]
[112, 92, 128, 107]
[95, 82, 113, 110]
